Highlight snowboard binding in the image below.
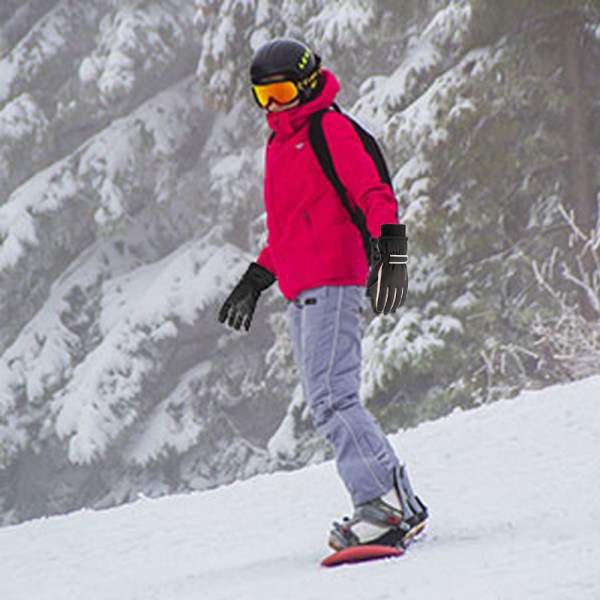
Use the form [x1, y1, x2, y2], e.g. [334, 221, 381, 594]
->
[328, 466, 428, 551]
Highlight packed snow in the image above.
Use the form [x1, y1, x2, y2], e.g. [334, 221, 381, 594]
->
[0, 376, 598, 600]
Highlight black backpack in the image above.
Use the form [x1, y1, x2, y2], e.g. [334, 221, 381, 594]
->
[308, 103, 395, 265]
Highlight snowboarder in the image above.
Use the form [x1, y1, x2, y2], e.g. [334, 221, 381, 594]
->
[218, 38, 428, 551]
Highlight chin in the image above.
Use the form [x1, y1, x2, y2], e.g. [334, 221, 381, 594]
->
[268, 101, 301, 113]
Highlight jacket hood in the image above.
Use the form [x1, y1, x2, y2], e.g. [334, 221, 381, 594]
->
[265, 69, 340, 137]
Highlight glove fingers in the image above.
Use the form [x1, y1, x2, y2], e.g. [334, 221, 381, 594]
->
[233, 312, 245, 331]
[227, 307, 238, 329]
[366, 255, 409, 315]
[218, 302, 231, 323]
[373, 264, 388, 313]
[390, 268, 406, 312]
[376, 286, 389, 313]
[390, 286, 402, 312]
[383, 287, 399, 315]
[219, 276, 261, 332]
[396, 267, 408, 309]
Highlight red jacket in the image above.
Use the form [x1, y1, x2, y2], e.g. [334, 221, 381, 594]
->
[256, 69, 399, 301]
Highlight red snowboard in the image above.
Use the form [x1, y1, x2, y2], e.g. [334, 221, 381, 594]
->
[321, 544, 404, 568]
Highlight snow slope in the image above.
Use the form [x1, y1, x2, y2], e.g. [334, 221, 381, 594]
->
[0, 376, 598, 600]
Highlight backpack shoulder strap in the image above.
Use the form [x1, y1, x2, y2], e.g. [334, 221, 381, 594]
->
[308, 109, 350, 211]
[309, 105, 394, 199]
[308, 106, 394, 264]
[328, 103, 392, 187]
[345, 117, 393, 188]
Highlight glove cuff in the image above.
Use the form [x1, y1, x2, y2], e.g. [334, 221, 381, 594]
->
[246, 262, 277, 292]
[379, 223, 408, 255]
[380, 223, 406, 238]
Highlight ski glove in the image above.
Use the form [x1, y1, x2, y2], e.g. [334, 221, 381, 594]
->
[366, 224, 408, 314]
[218, 262, 276, 332]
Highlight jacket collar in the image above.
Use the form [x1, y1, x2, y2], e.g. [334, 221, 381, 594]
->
[265, 69, 340, 138]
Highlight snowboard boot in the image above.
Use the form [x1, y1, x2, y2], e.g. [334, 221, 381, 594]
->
[328, 466, 428, 551]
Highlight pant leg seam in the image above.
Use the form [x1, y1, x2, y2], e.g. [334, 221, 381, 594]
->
[326, 286, 388, 500]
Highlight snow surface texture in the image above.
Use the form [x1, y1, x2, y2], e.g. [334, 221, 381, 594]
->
[0, 376, 598, 600]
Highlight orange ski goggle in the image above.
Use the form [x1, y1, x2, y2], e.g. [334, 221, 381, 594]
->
[252, 80, 300, 108]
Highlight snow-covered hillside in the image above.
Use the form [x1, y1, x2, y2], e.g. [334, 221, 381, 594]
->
[1, 376, 598, 600]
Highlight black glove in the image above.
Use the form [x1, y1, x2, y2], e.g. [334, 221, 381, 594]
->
[366, 224, 408, 314]
[218, 262, 276, 331]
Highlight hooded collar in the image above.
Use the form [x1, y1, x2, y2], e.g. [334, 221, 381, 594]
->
[265, 69, 340, 138]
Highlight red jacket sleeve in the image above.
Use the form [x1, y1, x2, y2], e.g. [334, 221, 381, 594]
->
[256, 243, 276, 276]
[321, 111, 398, 237]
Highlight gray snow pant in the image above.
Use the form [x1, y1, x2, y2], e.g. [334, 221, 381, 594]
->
[287, 285, 401, 507]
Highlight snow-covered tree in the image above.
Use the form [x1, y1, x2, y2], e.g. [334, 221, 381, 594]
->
[0, 0, 598, 525]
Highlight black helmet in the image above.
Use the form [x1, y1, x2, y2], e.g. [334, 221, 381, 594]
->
[250, 38, 322, 103]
